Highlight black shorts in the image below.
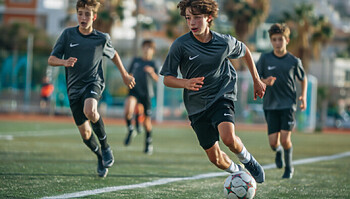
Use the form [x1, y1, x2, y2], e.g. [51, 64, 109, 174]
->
[69, 84, 102, 126]
[189, 99, 235, 150]
[128, 90, 152, 116]
[264, 109, 295, 135]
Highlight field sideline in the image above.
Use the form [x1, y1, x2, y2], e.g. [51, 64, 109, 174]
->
[1, 114, 350, 198]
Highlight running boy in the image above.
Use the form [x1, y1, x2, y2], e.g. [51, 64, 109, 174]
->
[48, 0, 135, 177]
[124, 39, 159, 154]
[256, 23, 307, 179]
[160, 0, 266, 183]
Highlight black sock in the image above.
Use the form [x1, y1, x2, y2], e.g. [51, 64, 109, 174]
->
[126, 118, 133, 132]
[83, 134, 102, 159]
[91, 117, 109, 150]
[145, 130, 152, 143]
[284, 147, 293, 169]
[135, 114, 140, 130]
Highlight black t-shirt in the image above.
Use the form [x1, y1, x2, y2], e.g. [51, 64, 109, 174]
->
[160, 31, 246, 116]
[256, 51, 305, 111]
[50, 26, 116, 100]
[128, 57, 157, 98]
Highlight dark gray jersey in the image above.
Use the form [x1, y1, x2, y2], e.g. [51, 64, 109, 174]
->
[50, 26, 116, 100]
[160, 31, 246, 116]
[256, 51, 305, 111]
[128, 57, 157, 98]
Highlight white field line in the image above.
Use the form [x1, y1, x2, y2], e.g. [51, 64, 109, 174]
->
[41, 151, 350, 199]
[0, 129, 75, 139]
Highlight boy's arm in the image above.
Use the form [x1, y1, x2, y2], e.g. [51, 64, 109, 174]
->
[163, 76, 204, 91]
[144, 66, 159, 82]
[111, 52, 135, 89]
[241, 47, 266, 99]
[299, 76, 308, 111]
[48, 56, 77, 67]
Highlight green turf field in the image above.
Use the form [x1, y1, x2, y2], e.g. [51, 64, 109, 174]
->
[0, 119, 349, 199]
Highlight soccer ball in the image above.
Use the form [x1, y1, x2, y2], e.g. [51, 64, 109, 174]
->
[223, 170, 257, 199]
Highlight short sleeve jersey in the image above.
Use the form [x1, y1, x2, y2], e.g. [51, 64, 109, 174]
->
[128, 57, 158, 98]
[50, 26, 116, 101]
[160, 31, 246, 116]
[256, 51, 305, 111]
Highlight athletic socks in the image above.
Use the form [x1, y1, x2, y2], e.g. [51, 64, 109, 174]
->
[225, 160, 241, 173]
[272, 145, 283, 153]
[236, 145, 251, 164]
[90, 116, 109, 150]
[83, 134, 102, 159]
[126, 118, 133, 132]
[284, 147, 293, 169]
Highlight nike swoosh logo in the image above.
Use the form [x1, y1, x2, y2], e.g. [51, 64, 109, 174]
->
[189, 55, 199, 60]
[90, 91, 98, 95]
[70, 43, 79, 47]
[267, 66, 276, 70]
[224, 113, 232, 117]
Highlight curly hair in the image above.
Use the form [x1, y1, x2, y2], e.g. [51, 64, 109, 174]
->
[177, 0, 218, 27]
[76, 0, 101, 14]
[268, 23, 290, 40]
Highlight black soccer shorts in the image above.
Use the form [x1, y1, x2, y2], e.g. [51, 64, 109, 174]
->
[189, 98, 235, 150]
[128, 90, 152, 116]
[69, 84, 102, 126]
[264, 108, 295, 135]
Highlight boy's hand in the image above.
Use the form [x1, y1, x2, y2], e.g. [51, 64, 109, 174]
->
[253, 78, 266, 100]
[185, 77, 204, 91]
[263, 76, 276, 86]
[65, 57, 77, 67]
[299, 96, 307, 111]
[123, 73, 136, 89]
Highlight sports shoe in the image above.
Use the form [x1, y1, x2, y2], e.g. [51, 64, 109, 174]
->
[282, 167, 294, 179]
[124, 130, 135, 146]
[275, 150, 283, 169]
[243, 155, 265, 183]
[101, 147, 114, 168]
[97, 158, 108, 178]
[144, 137, 153, 155]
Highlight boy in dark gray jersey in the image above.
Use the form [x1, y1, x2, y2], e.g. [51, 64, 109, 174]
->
[160, 0, 266, 183]
[48, 0, 135, 178]
[124, 39, 159, 154]
[256, 23, 307, 179]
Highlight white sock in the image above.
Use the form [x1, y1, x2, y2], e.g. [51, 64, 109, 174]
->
[276, 145, 283, 152]
[237, 146, 251, 164]
[224, 160, 240, 173]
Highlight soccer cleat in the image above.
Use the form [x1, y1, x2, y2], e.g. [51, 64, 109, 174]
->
[97, 158, 108, 178]
[124, 130, 135, 146]
[243, 155, 265, 183]
[282, 167, 294, 179]
[275, 150, 283, 169]
[144, 137, 153, 155]
[101, 147, 114, 168]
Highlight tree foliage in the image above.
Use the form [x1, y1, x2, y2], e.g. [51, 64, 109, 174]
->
[281, 3, 334, 72]
[223, 0, 270, 43]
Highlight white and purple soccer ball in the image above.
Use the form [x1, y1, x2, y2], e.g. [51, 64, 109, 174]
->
[223, 170, 257, 199]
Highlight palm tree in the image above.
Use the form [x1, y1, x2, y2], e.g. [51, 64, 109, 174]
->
[282, 3, 333, 72]
[223, 0, 270, 43]
[93, 0, 124, 34]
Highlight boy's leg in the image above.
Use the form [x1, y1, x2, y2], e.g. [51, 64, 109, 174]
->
[84, 98, 114, 168]
[124, 96, 137, 146]
[144, 116, 153, 154]
[218, 122, 265, 183]
[281, 130, 293, 179]
[269, 133, 283, 169]
[78, 121, 108, 177]
[205, 142, 242, 173]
